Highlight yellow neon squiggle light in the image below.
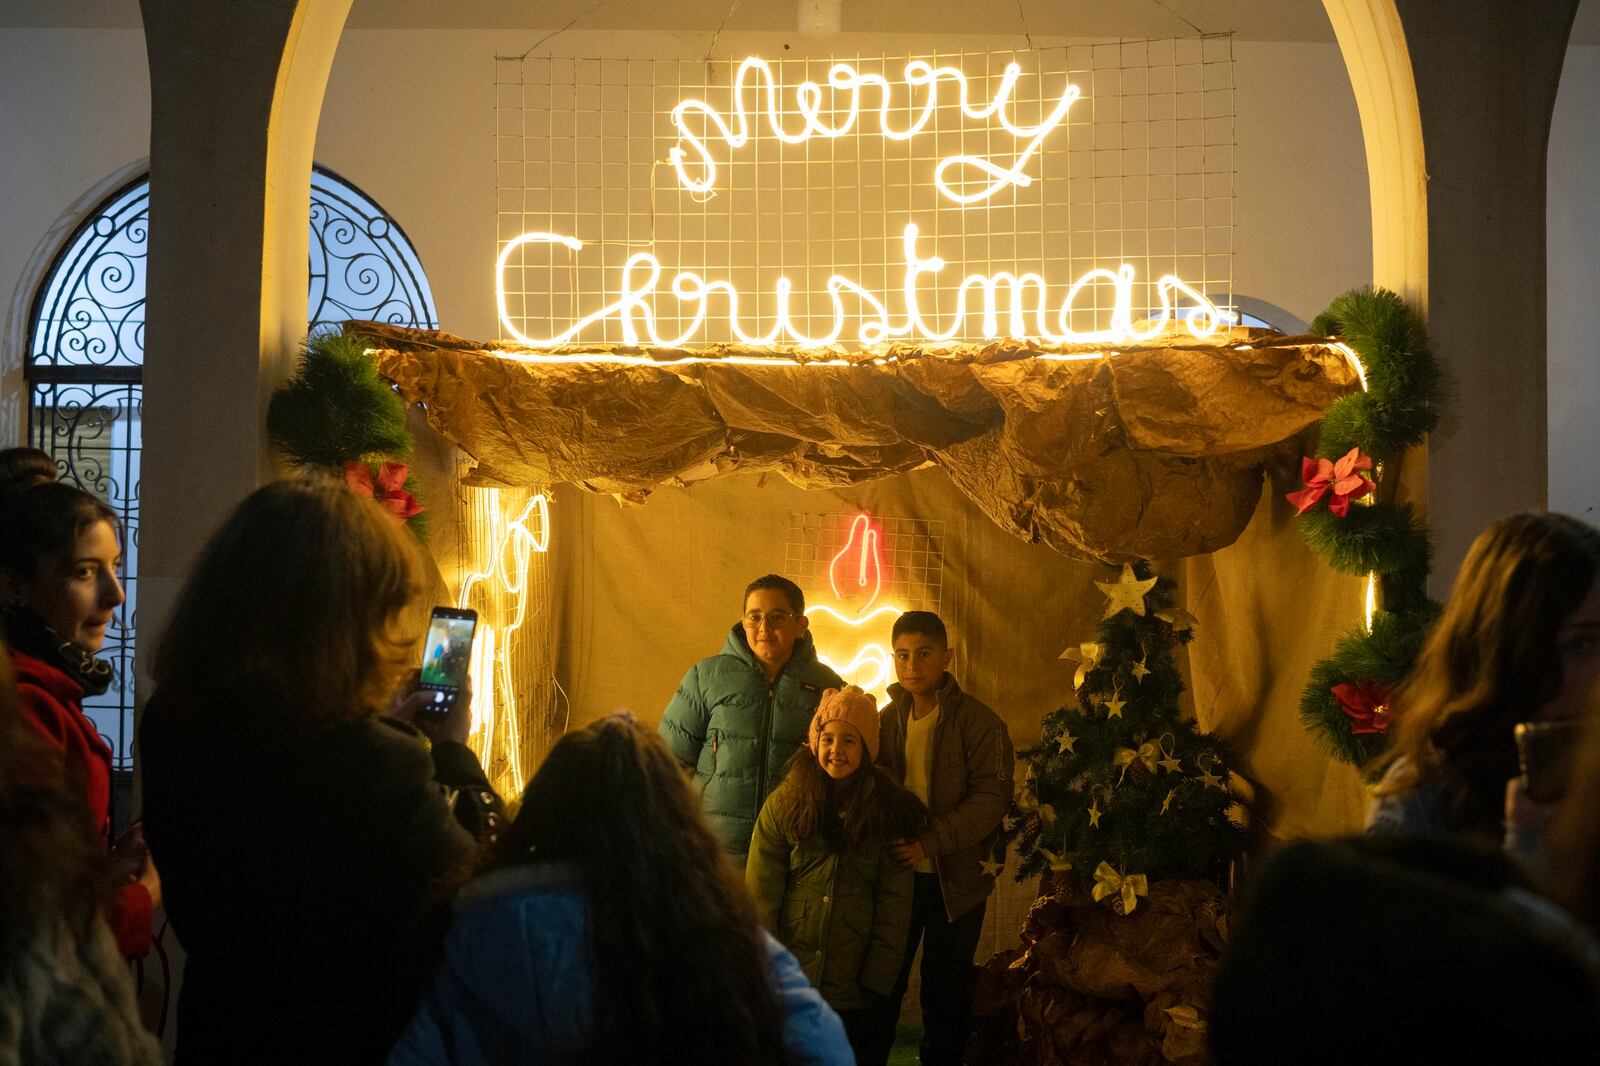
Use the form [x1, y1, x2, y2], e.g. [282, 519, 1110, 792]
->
[807, 604, 904, 627]
[668, 58, 1080, 206]
[816, 644, 895, 697]
[495, 223, 1236, 352]
[458, 490, 552, 795]
[808, 603, 905, 700]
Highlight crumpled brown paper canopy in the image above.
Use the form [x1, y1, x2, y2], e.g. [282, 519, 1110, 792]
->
[356, 322, 1357, 561]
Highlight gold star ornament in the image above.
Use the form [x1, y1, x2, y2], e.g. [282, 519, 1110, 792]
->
[1057, 730, 1078, 754]
[980, 857, 1004, 878]
[1105, 687, 1126, 718]
[1096, 563, 1158, 619]
[1160, 787, 1178, 814]
[1131, 657, 1151, 682]
[1197, 770, 1224, 790]
[1087, 799, 1103, 829]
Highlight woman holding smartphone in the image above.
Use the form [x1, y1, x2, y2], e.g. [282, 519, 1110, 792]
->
[140, 477, 503, 1066]
[1369, 512, 1600, 841]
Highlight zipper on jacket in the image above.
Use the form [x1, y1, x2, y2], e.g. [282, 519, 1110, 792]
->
[710, 729, 719, 773]
[754, 684, 774, 819]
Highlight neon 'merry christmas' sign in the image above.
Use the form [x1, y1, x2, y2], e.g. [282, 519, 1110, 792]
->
[668, 58, 1081, 206]
[494, 57, 1236, 355]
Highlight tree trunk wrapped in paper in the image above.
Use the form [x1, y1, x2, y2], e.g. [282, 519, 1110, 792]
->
[971, 879, 1228, 1065]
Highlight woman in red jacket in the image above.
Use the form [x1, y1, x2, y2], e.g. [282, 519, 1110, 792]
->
[0, 476, 156, 958]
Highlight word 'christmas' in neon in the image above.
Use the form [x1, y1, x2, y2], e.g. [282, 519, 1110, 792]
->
[669, 58, 1080, 206]
[495, 223, 1236, 350]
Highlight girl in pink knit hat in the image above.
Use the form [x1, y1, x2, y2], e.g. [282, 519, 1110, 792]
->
[745, 686, 926, 1066]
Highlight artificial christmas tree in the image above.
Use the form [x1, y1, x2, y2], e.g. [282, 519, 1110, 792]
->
[972, 562, 1246, 1065]
[1004, 561, 1245, 893]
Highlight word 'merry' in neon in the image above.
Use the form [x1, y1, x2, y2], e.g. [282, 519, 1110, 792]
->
[669, 58, 1081, 206]
[495, 223, 1236, 350]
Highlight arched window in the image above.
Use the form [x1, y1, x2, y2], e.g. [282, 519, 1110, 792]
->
[24, 165, 438, 766]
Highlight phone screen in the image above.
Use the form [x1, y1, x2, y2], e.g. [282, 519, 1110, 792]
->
[420, 609, 477, 711]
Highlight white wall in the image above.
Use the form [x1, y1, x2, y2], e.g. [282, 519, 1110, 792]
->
[1549, 44, 1600, 523]
[0, 29, 150, 442]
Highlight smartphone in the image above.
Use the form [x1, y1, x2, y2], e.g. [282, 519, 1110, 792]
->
[1514, 719, 1582, 804]
[419, 607, 478, 714]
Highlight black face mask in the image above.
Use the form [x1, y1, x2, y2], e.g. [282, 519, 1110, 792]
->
[3, 607, 114, 698]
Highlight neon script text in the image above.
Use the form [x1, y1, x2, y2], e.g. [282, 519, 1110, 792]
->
[668, 57, 1080, 206]
[496, 224, 1235, 350]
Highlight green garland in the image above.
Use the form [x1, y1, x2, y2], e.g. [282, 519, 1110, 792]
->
[1296, 288, 1444, 772]
[266, 330, 429, 540]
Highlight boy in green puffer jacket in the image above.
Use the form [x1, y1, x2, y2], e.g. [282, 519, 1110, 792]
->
[660, 575, 843, 866]
[746, 686, 925, 1066]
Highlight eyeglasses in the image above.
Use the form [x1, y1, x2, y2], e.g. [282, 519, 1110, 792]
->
[742, 610, 796, 629]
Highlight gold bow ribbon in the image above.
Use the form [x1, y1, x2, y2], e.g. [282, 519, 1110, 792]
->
[1058, 641, 1105, 690]
[1091, 861, 1149, 915]
[1037, 846, 1073, 872]
[1112, 740, 1161, 784]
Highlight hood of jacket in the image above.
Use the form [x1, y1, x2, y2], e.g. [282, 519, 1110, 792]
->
[719, 622, 824, 676]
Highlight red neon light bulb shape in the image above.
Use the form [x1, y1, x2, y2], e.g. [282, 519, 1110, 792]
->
[829, 512, 883, 615]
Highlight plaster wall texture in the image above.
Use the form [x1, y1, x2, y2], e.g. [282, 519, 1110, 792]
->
[1549, 45, 1600, 524]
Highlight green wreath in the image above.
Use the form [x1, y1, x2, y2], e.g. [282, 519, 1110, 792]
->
[1294, 288, 1443, 770]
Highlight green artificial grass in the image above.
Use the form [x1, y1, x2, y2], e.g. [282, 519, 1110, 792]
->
[887, 1026, 923, 1066]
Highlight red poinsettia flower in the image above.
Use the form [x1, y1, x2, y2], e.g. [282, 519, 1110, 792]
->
[1332, 679, 1393, 736]
[1286, 446, 1375, 518]
[344, 460, 424, 522]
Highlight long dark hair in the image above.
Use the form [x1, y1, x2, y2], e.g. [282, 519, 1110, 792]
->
[0, 642, 108, 959]
[775, 745, 925, 852]
[487, 715, 788, 1065]
[0, 478, 118, 584]
[1375, 512, 1600, 834]
[152, 477, 422, 733]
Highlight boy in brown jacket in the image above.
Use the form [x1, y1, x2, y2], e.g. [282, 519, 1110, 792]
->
[875, 611, 1014, 1066]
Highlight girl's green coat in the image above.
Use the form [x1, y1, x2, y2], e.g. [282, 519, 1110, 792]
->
[744, 779, 915, 1011]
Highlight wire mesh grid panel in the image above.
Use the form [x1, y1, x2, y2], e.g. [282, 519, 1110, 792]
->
[494, 39, 1235, 347]
[784, 512, 946, 615]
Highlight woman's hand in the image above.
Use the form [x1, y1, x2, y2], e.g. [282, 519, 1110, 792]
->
[1504, 777, 1556, 871]
[137, 849, 163, 911]
[417, 675, 473, 747]
[387, 669, 474, 747]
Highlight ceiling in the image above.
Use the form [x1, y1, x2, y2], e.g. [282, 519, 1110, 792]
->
[5, 0, 1594, 43]
[7, 0, 1597, 48]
